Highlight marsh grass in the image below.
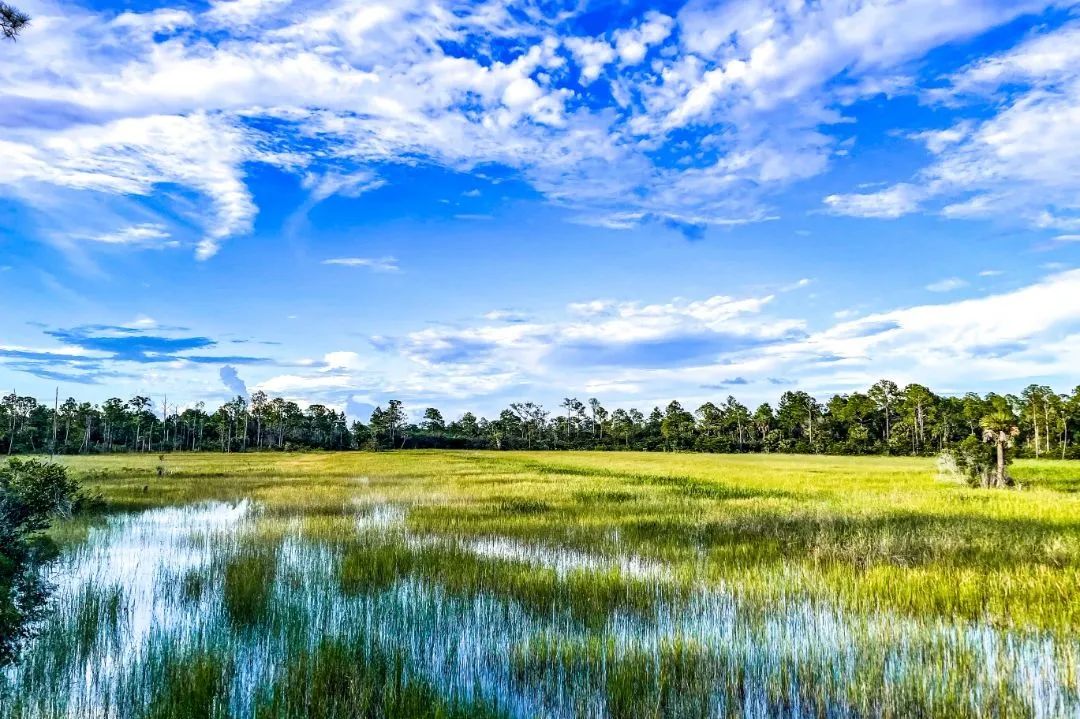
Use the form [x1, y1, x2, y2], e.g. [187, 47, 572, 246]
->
[338, 533, 691, 629]
[221, 540, 280, 628]
[70, 582, 127, 664]
[3, 451, 1079, 718]
[141, 647, 235, 719]
[254, 637, 507, 719]
[55, 453, 1080, 631]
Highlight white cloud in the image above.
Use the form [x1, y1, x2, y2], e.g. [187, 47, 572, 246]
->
[613, 11, 673, 65]
[567, 300, 615, 317]
[778, 269, 1080, 386]
[1, 0, 1062, 258]
[0, 113, 255, 259]
[255, 373, 357, 395]
[302, 171, 386, 203]
[564, 37, 616, 84]
[126, 315, 158, 329]
[322, 257, 399, 272]
[33, 268, 1075, 412]
[941, 21, 1080, 95]
[483, 310, 530, 322]
[824, 183, 923, 218]
[1054, 234, 1080, 243]
[824, 20, 1080, 231]
[321, 351, 367, 371]
[369, 270, 1080, 406]
[77, 223, 175, 247]
[666, 0, 1049, 128]
[925, 277, 968, 292]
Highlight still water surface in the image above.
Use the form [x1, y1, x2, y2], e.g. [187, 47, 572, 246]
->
[2, 500, 1078, 718]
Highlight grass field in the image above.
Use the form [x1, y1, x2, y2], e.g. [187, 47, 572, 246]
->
[4, 451, 1080, 717]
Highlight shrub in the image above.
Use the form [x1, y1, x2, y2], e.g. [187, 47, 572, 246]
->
[941, 436, 1001, 488]
[0, 459, 94, 666]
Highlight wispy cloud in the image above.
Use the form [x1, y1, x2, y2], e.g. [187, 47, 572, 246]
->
[823, 19, 1080, 232]
[76, 223, 176, 247]
[322, 257, 399, 272]
[0, 322, 270, 385]
[925, 277, 968, 292]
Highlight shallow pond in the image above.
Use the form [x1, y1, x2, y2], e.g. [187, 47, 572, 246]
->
[2, 500, 1078, 718]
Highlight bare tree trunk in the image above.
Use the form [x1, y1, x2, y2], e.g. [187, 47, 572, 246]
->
[884, 399, 890, 444]
[1064, 419, 1069, 460]
[1033, 405, 1040, 459]
[996, 440, 1006, 488]
[1045, 403, 1052, 455]
[51, 387, 58, 457]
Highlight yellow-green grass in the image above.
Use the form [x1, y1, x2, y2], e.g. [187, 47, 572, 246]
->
[6, 450, 1080, 719]
[52, 451, 1080, 632]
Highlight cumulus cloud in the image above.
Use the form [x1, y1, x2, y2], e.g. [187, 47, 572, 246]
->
[254, 269, 1080, 410]
[219, 365, 249, 398]
[0, 0, 1063, 260]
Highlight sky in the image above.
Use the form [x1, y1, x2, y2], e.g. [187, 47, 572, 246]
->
[1, 0, 1079, 421]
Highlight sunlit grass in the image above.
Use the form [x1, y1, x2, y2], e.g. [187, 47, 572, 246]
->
[47, 451, 1080, 630]
[3, 450, 1078, 718]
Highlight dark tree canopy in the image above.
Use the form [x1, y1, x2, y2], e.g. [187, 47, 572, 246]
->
[1, 1, 29, 40]
[2, 382, 1079, 461]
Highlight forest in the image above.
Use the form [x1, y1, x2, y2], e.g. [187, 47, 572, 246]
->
[2, 381, 1078, 458]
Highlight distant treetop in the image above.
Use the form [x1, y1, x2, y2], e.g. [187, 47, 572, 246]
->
[1, 1, 29, 40]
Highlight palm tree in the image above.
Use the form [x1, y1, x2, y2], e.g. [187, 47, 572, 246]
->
[980, 410, 1019, 488]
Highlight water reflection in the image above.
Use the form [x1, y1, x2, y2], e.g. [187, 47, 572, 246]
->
[2, 500, 1078, 718]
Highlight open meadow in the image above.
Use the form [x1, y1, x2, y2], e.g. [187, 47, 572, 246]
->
[3, 451, 1080, 718]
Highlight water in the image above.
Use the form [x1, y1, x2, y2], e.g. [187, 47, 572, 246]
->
[3, 500, 1078, 718]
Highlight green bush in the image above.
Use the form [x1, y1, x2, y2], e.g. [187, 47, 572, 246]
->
[943, 436, 1001, 487]
[0, 458, 95, 666]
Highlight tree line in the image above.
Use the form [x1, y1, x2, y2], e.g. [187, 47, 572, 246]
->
[2, 381, 1078, 459]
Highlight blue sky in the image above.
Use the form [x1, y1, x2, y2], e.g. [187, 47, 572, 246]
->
[1, 0, 1079, 420]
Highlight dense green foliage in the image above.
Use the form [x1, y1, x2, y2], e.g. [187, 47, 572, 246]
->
[4, 381, 1077, 458]
[0, 459, 90, 666]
